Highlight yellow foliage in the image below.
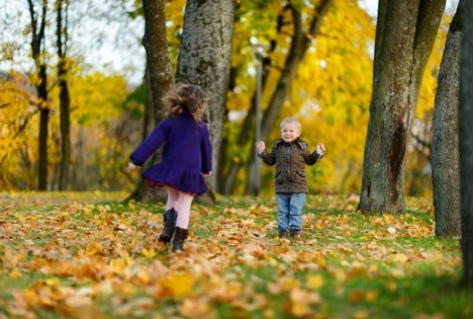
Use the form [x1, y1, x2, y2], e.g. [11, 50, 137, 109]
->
[0, 67, 136, 191]
[228, 0, 453, 198]
[0, 0, 455, 199]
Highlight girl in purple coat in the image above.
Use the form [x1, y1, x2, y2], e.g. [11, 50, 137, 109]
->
[128, 83, 213, 252]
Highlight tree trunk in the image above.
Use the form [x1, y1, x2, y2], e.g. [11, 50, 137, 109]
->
[432, 1, 462, 237]
[75, 127, 87, 191]
[127, 0, 174, 202]
[176, 0, 235, 199]
[358, 0, 446, 213]
[38, 65, 49, 191]
[28, 0, 49, 191]
[459, 0, 473, 289]
[56, 0, 72, 191]
[57, 60, 71, 191]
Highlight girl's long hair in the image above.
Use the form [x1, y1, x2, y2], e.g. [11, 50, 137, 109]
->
[164, 83, 209, 123]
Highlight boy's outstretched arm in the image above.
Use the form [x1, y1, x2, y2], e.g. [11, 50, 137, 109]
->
[316, 143, 326, 155]
[256, 141, 266, 153]
[305, 142, 325, 165]
[256, 140, 276, 165]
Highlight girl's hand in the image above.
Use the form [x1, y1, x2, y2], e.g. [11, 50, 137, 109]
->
[316, 143, 326, 154]
[203, 172, 212, 177]
[128, 162, 137, 170]
[256, 141, 265, 152]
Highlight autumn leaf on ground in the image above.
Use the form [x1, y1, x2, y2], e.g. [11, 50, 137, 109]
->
[0, 193, 469, 319]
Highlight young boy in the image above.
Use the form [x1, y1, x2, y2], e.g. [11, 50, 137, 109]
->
[256, 117, 325, 239]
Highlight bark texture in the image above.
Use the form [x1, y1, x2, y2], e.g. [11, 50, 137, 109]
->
[431, 2, 462, 237]
[176, 0, 235, 195]
[459, 0, 473, 289]
[359, 0, 446, 213]
[128, 0, 174, 202]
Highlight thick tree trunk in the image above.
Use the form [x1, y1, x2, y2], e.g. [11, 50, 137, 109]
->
[128, 0, 174, 202]
[459, 0, 473, 289]
[176, 0, 235, 198]
[431, 2, 462, 237]
[358, 0, 446, 213]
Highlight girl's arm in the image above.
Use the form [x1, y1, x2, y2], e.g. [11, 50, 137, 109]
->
[129, 122, 167, 166]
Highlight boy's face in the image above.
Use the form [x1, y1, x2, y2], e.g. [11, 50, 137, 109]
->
[280, 122, 301, 142]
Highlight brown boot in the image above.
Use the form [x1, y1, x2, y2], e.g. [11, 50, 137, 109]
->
[159, 208, 177, 244]
[289, 230, 301, 238]
[278, 230, 288, 239]
[172, 227, 188, 253]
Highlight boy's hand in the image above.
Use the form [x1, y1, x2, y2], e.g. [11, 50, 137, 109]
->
[316, 143, 326, 154]
[128, 162, 137, 170]
[256, 141, 265, 152]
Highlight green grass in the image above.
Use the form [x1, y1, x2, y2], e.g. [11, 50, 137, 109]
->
[0, 192, 471, 318]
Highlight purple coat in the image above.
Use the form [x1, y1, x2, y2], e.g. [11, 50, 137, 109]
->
[130, 111, 212, 194]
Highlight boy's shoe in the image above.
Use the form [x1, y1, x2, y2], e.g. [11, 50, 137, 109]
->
[278, 230, 288, 239]
[289, 230, 301, 238]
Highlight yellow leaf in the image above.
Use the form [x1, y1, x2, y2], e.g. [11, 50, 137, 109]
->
[291, 302, 312, 317]
[289, 287, 320, 317]
[332, 268, 347, 282]
[134, 268, 151, 285]
[142, 247, 157, 259]
[365, 290, 379, 302]
[306, 274, 325, 290]
[116, 282, 136, 295]
[164, 273, 195, 297]
[9, 269, 22, 279]
[390, 252, 409, 263]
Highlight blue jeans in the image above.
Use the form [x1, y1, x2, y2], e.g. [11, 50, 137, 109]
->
[275, 193, 306, 232]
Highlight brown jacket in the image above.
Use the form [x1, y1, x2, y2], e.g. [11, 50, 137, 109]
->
[258, 138, 323, 193]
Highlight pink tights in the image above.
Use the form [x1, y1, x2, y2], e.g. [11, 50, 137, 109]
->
[165, 186, 194, 229]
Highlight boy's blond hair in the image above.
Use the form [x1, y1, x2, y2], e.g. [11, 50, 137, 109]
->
[280, 117, 302, 132]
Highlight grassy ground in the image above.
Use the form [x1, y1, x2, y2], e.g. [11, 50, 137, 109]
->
[0, 192, 471, 319]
